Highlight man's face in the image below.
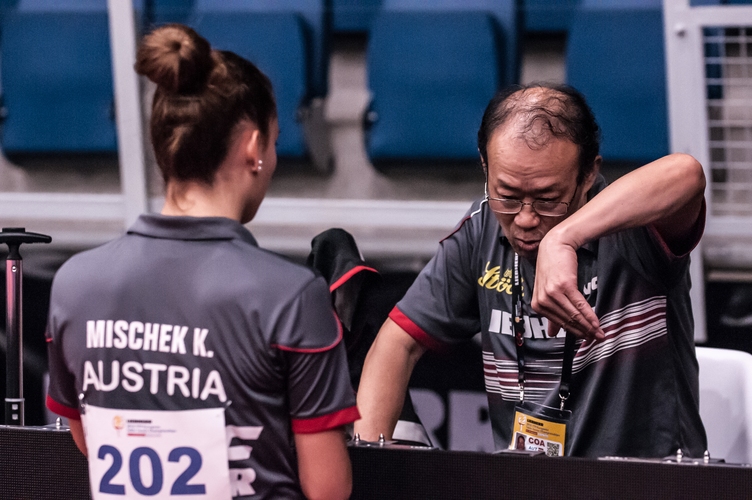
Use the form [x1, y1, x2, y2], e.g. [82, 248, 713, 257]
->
[485, 123, 589, 262]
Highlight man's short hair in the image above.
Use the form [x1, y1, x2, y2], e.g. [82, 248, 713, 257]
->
[477, 83, 601, 184]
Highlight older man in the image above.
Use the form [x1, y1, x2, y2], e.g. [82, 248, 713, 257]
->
[355, 84, 707, 458]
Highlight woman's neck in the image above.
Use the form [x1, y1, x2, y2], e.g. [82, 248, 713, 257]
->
[161, 179, 243, 222]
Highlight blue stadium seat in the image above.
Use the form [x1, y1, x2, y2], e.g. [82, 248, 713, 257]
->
[332, 0, 382, 33]
[366, 11, 503, 164]
[566, 0, 668, 163]
[523, 0, 581, 33]
[189, 9, 309, 159]
[0, 0, 16, 11]
[193, 0, 329, 98]
[1, 0, 118, 155]
[381, 0, 518, 87]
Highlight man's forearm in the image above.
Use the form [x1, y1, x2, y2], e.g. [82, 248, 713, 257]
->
[355, 318, 426, 441]
[554, 153, 706, 251]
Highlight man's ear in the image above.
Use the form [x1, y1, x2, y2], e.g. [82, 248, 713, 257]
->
[582, 155, 602, 192]
[244, 129, 262, 172]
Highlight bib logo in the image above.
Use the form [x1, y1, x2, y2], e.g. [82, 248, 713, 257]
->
[478, 262, 514, 294]
[112, 415, 124, 431]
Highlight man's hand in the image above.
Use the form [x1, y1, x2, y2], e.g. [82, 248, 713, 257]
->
[532, 230, 604, 341]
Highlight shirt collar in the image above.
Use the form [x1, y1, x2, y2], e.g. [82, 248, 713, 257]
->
[127, 214, 258, 246]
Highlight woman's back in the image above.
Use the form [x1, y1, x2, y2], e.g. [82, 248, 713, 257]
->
[45, 24, 357, 500]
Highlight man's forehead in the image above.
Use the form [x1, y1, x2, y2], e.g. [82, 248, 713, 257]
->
[486, 123, 580, 187]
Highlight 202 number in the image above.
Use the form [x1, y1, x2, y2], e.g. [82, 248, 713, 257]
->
[98, 445, 205, 496]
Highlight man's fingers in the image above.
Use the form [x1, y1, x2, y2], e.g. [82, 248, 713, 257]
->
[546, 316, 595, 340]
[568, 300, 603, 339]
[541, 297, 603, 340]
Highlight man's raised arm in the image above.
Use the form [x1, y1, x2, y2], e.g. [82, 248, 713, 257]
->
[354, 318, 427, 441]
[551, 153, 705, 253]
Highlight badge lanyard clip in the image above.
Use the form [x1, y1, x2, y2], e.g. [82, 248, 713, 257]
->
[558, 332, 577, 410]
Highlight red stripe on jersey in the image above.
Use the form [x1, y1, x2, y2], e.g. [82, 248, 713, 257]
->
[389, 306, 445, 351]
[271, 311, 343, 353]
[292, 405, 361, 434]
[329, 265, 378, 293]
[46, 394, 80, 421]
[648, 198, 706, 260]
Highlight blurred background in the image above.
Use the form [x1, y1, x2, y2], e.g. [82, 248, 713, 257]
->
[0, 0, 751, 451]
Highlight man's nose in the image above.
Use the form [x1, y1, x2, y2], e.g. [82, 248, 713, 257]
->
[514, 203, 540, 228]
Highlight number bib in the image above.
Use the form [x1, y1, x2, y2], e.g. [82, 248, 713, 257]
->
[82, 405, 232, 499]
[510, 401, 571, 457]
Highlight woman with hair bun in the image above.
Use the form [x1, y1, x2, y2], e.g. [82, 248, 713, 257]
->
[45, 24, 357, 500]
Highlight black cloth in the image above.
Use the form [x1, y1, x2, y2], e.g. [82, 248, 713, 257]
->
[307, 228, 423, 427]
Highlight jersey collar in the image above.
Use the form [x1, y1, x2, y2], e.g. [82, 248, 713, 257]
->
[127, 214, 258, 246]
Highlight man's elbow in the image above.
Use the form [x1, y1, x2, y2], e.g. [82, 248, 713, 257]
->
[674, 153, 706, 196]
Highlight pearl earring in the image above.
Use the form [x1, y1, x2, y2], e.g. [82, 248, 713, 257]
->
[257, 160, 263, 171]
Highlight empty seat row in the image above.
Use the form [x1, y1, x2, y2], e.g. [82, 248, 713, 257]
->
[0, 0, 325, 161]
[9, 0, 742, 169]
[358, 0, 752, 165]
[330, 0, 582, 34]
[0, 0, 518, 166]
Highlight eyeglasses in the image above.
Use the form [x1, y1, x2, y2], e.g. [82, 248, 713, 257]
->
[485, 184, 579, 218]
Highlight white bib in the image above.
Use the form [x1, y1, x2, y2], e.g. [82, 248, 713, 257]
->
[82, 405, 231, 499]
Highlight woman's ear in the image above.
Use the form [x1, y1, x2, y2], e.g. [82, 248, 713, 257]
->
[244, 129, 262, 173]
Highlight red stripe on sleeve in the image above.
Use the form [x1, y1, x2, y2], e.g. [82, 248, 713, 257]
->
[46, 394, 81, 421]
[389, 306, 445, 351]
[329, 265, 378, 293]
[292, 406, 361, 434]
[648, 198, 706, 260]
[440, 214, 472, 242]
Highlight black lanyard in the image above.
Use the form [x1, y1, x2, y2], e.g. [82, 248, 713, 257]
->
[512, 253, 577, 410]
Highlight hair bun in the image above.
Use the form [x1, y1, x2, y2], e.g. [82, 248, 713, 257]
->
[135, 24, 213, 94]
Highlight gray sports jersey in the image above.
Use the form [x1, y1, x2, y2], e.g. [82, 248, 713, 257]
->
[393, 175, 708, 458]
[46, 215, 359, 499]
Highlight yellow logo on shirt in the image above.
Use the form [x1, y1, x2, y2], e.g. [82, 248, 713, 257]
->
[478, 262, 513, 294]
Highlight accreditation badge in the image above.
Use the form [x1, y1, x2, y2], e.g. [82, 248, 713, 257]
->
[510, 401, 571, 457]
[82, 405, 231, 499]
